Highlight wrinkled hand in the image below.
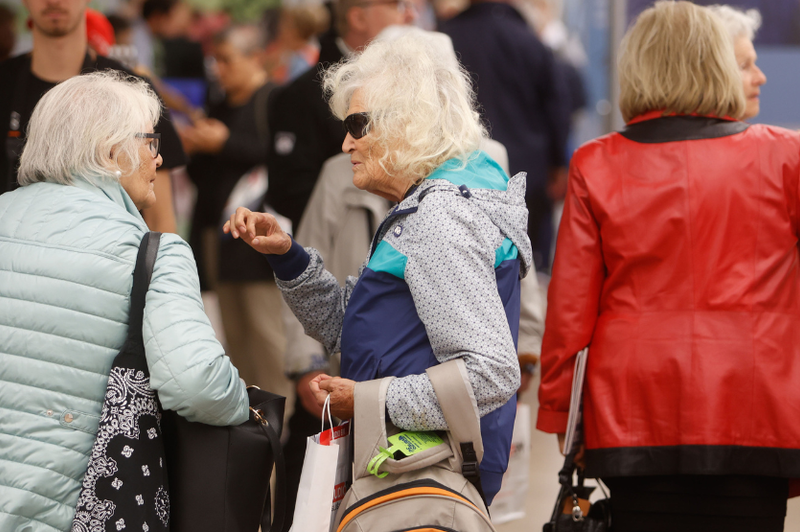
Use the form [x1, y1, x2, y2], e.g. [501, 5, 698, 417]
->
[223, 207, 292, 255]
[557, 433, 586, 469]
[296, 370, 325, 419]
[309, 374, 356, 420]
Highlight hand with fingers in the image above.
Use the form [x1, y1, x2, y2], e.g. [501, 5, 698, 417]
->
[309, 373, 356, 420]
[222, 207, 293, 255]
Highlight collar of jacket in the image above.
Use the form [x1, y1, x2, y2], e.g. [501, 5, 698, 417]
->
[621, 110, 749, 144]
[71, 173, 148, 226]
[627, 110, 739, 125]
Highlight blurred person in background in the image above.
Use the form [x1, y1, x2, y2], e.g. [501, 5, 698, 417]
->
[266, 0, 416, 233]
[440, 0, 571, 272]
[0, 70, 248, 532]
[271, 3, 329, 84]
[539, 3, 800, 531]
[709, 4, 767, 121]
[229, 29, 530, 504]
[180, 25, 292, 400]
[133, 0, 203, 78]
[0, 0, 184, 234]
[0, 3, 16, 61]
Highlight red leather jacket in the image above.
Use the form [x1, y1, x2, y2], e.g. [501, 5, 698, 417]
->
[538, 112, 800, 479]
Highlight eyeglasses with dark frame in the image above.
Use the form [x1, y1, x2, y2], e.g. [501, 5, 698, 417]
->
[136, 133, 161, 159]
[343, 112, 371, 140]
[353, 0, 412, 13]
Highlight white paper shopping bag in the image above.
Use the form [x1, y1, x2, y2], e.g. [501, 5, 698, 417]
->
[289, 396, 352, 532]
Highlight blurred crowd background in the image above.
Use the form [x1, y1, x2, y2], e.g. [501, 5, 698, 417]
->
[4, 0, 800, 527]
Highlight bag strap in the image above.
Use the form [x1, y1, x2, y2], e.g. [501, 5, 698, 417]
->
[427, 359, 487, 503]
[125, 232, 161, 354]
[353, 377, 394, 480]
[255, 411, 287, 532]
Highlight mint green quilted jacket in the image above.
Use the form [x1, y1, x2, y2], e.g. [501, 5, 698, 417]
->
[0, 176, 249, 532]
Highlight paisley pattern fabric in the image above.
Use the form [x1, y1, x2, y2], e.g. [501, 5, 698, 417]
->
[72, 366, 169, 532]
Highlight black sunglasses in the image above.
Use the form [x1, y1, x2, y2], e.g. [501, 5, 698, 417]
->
[135, 132, 161, 158]
[343, 112, 371, 140]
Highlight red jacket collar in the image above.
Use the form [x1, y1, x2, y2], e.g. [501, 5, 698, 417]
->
[627, 110, 739, 125]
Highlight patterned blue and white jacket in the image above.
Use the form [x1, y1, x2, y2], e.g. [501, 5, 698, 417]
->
[272, 151, 533, 502]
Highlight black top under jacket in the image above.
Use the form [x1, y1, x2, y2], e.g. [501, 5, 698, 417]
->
[0, 52, 187, 194]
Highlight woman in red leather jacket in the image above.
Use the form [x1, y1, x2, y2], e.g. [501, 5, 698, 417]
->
[538, 2, 800, 531]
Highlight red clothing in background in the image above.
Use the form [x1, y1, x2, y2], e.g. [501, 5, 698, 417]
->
[539, 113, 800, 479]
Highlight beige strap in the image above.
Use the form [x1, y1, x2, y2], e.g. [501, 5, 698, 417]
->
[426, 359, 484, 463]
[352, 377, 394, 480]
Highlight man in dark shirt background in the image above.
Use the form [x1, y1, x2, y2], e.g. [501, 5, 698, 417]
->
[0, 0, 186, 233]
[441, 0, 571, 270]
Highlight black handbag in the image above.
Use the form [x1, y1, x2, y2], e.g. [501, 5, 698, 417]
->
[543, 450, 611, 532]
[161, 378, 287, 532]
[72, 232, 169, 532]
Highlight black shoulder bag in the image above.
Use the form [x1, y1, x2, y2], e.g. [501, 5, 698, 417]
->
[73, 231, 170, 532]
[161, 387, 287, 532]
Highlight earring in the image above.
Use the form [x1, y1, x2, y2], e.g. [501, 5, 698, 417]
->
[114, 170, 122, 178]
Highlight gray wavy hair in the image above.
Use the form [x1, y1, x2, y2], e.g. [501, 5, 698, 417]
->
[707, 4, 761, 42]
[18, 70, 162, 187]
[323, 28, 487, 185]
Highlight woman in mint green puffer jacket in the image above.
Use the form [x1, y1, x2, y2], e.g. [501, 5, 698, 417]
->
[0, 72, 249, 532]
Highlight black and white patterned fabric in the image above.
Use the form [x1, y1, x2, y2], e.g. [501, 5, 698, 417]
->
[72, 233, 168, 532]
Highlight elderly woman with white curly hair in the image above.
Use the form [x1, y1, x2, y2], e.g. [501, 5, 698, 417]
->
[0, 71, 249, 532]
[225, 29, 532, 502]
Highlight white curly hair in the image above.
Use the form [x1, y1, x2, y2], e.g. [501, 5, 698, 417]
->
[707, 4, 761, 43]
[323, 28, 487, 185]
[18, 70, 162, 187]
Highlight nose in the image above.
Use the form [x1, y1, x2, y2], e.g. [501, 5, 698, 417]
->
[755, 65, 767, 86]
[342, 133, 355, 154]
[155, 154, 163, 168]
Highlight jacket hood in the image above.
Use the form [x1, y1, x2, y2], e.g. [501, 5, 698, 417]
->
[404, 150, 534, 277]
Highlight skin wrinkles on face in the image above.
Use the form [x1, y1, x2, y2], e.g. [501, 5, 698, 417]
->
[734, 36, 767, 121]
[341, 90, 411, 203]
[118, 131, 163, 210]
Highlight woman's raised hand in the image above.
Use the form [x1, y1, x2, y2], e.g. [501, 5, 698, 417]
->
[223, 207, 292, 255]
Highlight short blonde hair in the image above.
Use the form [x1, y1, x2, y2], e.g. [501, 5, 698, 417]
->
[323, 29, 486, 185]
[707, 4, 761, 43]
[618, 1, 745, 123]
[18, 70, 161, 187]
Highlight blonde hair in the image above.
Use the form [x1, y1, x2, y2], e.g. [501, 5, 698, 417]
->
[707, 4, 761, 43]
[284, 5, 330, 41]
[18, 70, 161, 187]
[323, 29, 486, 185]
[618, 1, 745, 123]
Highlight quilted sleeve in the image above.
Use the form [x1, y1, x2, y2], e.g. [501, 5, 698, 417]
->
[142, 234, 249, 426]
[537, 161, 604, 434]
